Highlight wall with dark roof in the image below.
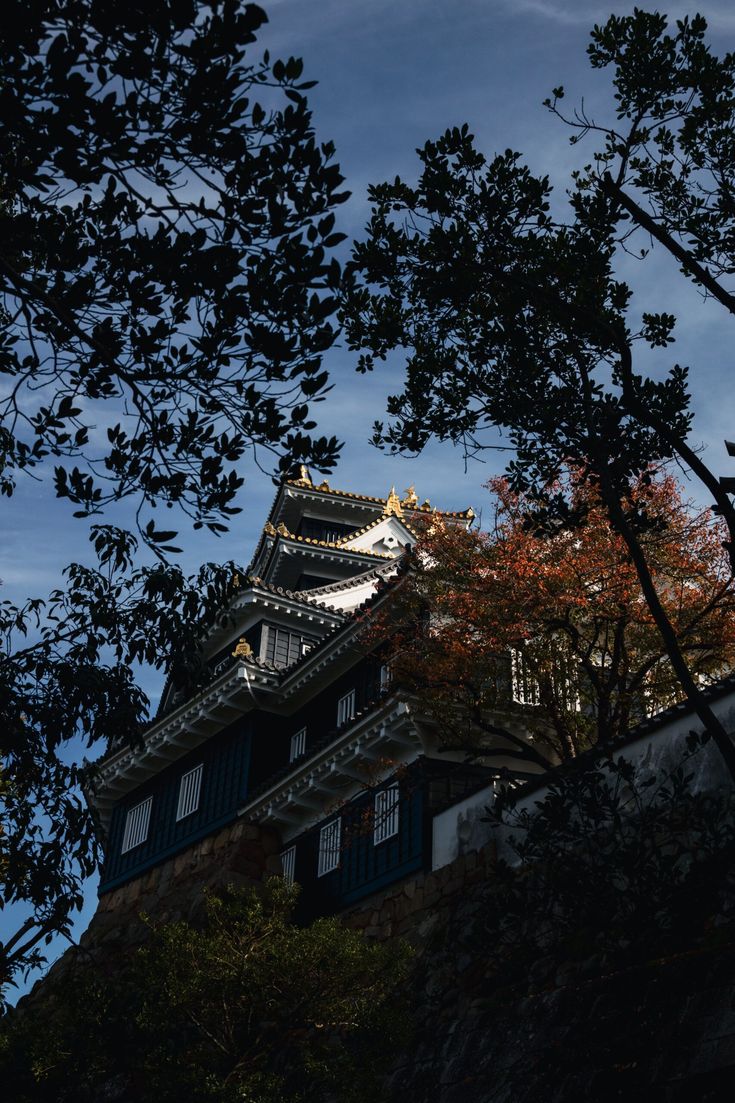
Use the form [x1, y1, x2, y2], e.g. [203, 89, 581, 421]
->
[100, 719, 253, 893]
[99, 654, 390, 894]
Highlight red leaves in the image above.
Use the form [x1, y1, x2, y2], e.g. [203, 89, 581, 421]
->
[370, 466, 735, 761]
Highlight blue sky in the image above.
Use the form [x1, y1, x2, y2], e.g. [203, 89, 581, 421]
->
[5, 0, 735, 998]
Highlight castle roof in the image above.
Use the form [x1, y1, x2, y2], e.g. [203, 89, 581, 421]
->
[88, 468, 472, 828]
[264, 467, 474, 530]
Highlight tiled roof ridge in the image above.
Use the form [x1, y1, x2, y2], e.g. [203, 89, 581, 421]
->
[244, 575, 348, 615]
[254, 560, 407, 681]
[294, 558, 402, 598]
[283, 480, 388, 506]
[239, 654, 281, 674]
[101, 564, 410, 773]
[283, 477, 474, 519]
[103, 653, 283, 762]
[263, 527, 395, 558]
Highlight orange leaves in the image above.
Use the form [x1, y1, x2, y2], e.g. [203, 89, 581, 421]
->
[372, 465, 735, 759]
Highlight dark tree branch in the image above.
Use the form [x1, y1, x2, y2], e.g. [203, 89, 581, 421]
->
[600, 172, 735, 315]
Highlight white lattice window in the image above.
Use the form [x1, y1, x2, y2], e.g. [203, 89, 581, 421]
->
[374, 784, 400, 845]
[176, 764, 203, 821]
[281, 845, 296, 885]
[290, 727, 307, 763]
[510, 648, 540, 705]
[336, 689, 356, 727]
[318, 818, 341, 876]
[121, 796, 153, 854]
[552, 651, 581, 713]
[511, 645, 580, 711]
[379, 663, 391, 690]
[262, 625, 315, 669]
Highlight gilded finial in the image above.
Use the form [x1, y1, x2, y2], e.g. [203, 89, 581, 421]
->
[384, 486, 404, 516]
[264, 521, 276, 536]
[402, 484, 418, 508]
[232, 637, 253, 660]
[420, 499, 431, 510]
[277, 522, 291, 537]
[298, 464, 312, 484]
[318, 479, 330, 492]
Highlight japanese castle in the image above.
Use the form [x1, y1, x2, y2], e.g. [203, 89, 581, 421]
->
[90, 469, 513, 915]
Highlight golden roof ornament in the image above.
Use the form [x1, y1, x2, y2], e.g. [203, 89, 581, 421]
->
[420, 498, 432, 510]
[277, 522, 291, 536]
[402, 485, 419, 508]
[263, 521, 276, 536]
[298, 464, 312, 484]
[232, 637, 253, 660]
[317, 479, 330, 491]
[383, 486, 404, 517]
[232, 571, 240, 588]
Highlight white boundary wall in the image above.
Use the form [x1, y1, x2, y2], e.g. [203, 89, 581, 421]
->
[431, 686, 735, 872]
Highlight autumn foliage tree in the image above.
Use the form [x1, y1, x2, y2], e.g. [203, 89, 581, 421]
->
[343, 10, 735, 779]
[376, 469, 735, 777]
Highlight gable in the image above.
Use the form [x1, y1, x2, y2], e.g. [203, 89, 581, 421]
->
[339, 515, 417, 557]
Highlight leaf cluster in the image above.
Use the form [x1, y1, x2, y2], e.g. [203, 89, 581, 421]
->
[477, 733, 735, 985]
[0, 880, 412, 1103]
[0, 0, 350, 995]
[371, 468, 735, 768]
[343, 6, 735, 789]
[0, 0, 347, 542]
[1, 523, 239, 990]
[583, 11, 735, 281]
[343, 10, 735, 563]
[343, 122, 688, 510]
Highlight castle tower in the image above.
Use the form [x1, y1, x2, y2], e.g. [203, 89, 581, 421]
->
[89, 472, 486, 916]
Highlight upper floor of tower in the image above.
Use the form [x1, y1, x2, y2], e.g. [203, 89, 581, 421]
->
[248, 465, 474, 591]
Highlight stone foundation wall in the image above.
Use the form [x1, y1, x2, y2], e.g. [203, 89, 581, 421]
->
[342, 843, 498, 942]
[36, 824, 735, 1100]
[384, 923, 735, 1102]
[90, 825, 499, 954]
[344, 844, 735, 1102]
[81, 820, 282, 952]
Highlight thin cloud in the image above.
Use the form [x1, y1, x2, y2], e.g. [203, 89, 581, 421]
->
[504, 0, 735, 32]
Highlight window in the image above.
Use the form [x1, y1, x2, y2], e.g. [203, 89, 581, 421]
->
[296, 573, 338, 591]
[374, 784, 400, 845]
[262, 625, 315, 668]
[290, 727, 307, 763]
[511, 645, 580, 711]
[298, 517, 354, 543]
[281, 845, 296, 885]
[510, 648, 540, 706]
[318, 818, 341, 876]
[176, 763, 203, 821]
[336, 689, 356, 727]
[121, 796, 153, 854]
[379, 663, 391, 691]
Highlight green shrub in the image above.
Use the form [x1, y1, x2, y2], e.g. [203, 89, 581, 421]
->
[1, 880, 411, 1103]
